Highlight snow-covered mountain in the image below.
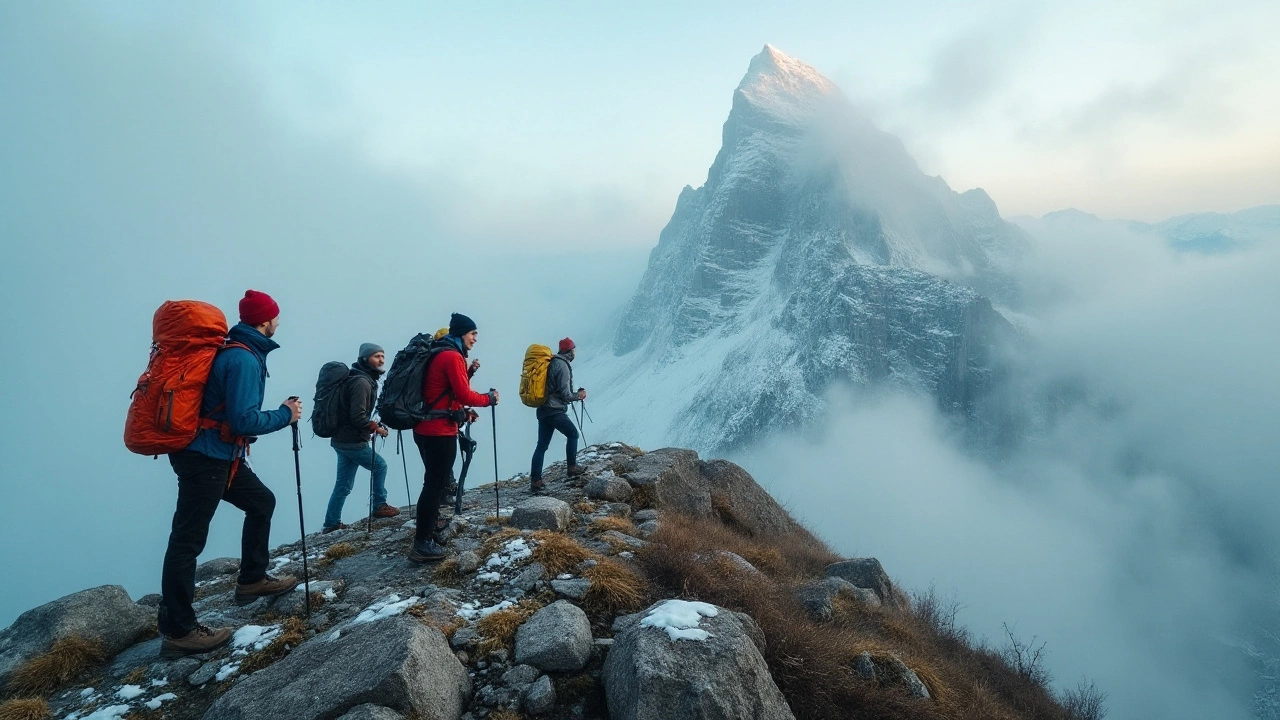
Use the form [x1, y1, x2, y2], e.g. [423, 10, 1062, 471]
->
[586, 45, 1025, 452]
[1013, 205, 1280, 254]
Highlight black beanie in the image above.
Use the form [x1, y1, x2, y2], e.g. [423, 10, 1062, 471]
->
[449, 312, 477, 336]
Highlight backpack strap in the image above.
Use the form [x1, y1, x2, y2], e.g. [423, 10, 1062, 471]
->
[196, 340, 254, 486]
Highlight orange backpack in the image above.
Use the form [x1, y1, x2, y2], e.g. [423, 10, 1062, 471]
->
[124, 300, 236, 456]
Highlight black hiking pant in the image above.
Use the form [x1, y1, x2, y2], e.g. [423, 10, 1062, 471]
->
[413, 433, 456, 545]
[530, 409, 578, 480]
[159, 450, 275, 637]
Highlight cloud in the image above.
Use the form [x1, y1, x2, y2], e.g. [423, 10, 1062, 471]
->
[904, 11, 1038, 120]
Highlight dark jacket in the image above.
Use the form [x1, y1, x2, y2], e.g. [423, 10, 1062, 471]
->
[187, 323, 292, 461]
[538, 352, 577, 417]
[332, 361, 381, 445]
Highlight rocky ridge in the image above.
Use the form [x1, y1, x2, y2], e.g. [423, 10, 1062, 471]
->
[0, 443, 930, 720]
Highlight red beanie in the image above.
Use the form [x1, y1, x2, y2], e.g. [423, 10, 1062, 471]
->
[558, 337, 575, 353]
[239, 289, 280, 326]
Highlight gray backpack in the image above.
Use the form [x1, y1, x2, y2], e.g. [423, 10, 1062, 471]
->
[310, 361, 350, 438]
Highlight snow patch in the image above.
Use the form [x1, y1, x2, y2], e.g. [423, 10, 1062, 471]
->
[215, 662, 240, 682]
[640, 599, 719, 642]
[145, 693, 177, 710]
[232, 624, 281, 655]
[351, 594, 419, 626]
[115, 684, 145, 700]
[78, 705, 131, 720]
[457, 599, 514, 621]
[484, 537, 532, 569]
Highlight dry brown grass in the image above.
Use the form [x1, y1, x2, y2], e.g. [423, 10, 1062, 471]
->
[433, 556, 459, 580]
[487, 709, 524, 720]
[0, 699, 51, 720]
[476, 599, 544, 654]
[407, 605, 466, 640]
[122, 666, 147, 685]
[5, 636, 103, 699]
[238, 617, 307, 675]
[321, 542, 359, 565]
[484, 513, 513, 526]
[589, 516, 638, 536]
[480, 527, 523, 558]
[583, 558, 646, 615]
[530, 531, 592, 575]
[573, 500, 598, 514]
[637, 511, 1075, 720]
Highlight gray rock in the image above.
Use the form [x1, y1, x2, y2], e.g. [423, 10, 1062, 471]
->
[136, 593, 163, 608]
[611, 613, 642, 635]
[601, 502, 633, 518]
[600, 530, 647, 550]
[550, 578, 591, 601]
[109, 637, 163, 678]
[603, 600, 794, 720]
[514, 601, 593, 672]
[509, 563, 546, 593]
[502, 664, 541, 688]
[853, 652, 876, 679]
[336, 704, 405, 720]
[456, 551, 482, 574]
[585, 477, 634, 503]
[188, 658, 222, 687]
[637, 520, 660, 537]
[523, 674, 556, 715]
[632, 509, 659, 522]
[796, 577, 880, 622]
[451, 627, 479, 650]
[511, 497, 573, 531]
[195, 557, 241, 581]
[203, 617, 469, 720]
[0, 585, 154, 693]
[885, 656, 931, 699]
[164, 656, 203, 681]
[825, 558, 901, 608]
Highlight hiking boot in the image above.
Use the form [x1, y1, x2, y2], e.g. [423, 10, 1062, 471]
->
[160, 624, 232, 659]
[530, 478, 546, 494]
[372, 504, 401, 518]
[322, 522, 349, 534]
[566, 465, 586, 477]
[234, 574, 298, 606]
[407, 539, 446, 564]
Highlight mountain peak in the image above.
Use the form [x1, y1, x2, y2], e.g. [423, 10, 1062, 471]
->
[736, 44, 835, 120]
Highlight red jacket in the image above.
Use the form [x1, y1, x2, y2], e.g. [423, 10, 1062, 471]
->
[414, 348, 492, 436]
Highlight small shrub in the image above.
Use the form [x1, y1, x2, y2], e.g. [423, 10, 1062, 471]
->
[999, 622, 1051, 688]
[6, 636, 103, 698]
[476, 600, 544, 654]
[530, 531, 592, 575]
[0, 698, 51, 720]
[238, 617, 306, 674]
[1061, 678, 1108, 720]
[589, 517, 638, 537]
[321, 542, 358, 564]
[583, 558, 646, 615]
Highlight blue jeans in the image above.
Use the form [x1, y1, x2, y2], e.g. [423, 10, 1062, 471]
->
[530, 411, 578, 481]
[325, 441, 388, 528]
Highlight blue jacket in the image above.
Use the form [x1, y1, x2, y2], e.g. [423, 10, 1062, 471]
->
[187, 323, 293, 461]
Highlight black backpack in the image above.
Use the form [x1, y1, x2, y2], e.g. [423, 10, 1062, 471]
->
[310, 361, 350, 438]
[377, 335, 456, 430]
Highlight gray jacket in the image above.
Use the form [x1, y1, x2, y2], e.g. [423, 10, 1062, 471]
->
[540, 353, 578, 414]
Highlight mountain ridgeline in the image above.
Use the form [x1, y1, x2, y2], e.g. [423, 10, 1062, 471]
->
[595, 45, 1026, 451]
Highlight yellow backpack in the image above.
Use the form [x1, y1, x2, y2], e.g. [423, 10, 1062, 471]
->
[519, 344, 554, 407]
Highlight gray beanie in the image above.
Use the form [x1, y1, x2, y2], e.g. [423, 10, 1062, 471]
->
[358, 342, 384, 361]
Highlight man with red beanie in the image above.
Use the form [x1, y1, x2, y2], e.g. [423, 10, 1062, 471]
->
[158, 289, 303, 657]
[408, 312, 497, 563]
[528, 337, 586, 493]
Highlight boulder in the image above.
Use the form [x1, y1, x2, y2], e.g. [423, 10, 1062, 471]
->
[522, 674, 556, 715]
[514, 601, 592, 672]
[825, 558, 901, 608]
[604, 600, 794, 720]
[195, 557, 240, 582]
[550, 578, 591, 601]
[632, 509, 659, 522]
[585, 477, 634, 503]
[501, 663, 541, 688]
[796, 577, 880, 622]
[511, 497, 572, 532]
[455, 551, 482, 574]
[202, 616, 469, 720]
[0, 585, 154, 694]
[601, 502, 633, 518]
[508, 563, 546, 594]
[600, 531, 647, 550]
[336, 704, 405, 720]
[637, 520, 660, 538]
[108, 638, 163, 678]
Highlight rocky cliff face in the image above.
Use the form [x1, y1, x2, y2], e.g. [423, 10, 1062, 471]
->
[592, 45, 1024, 451]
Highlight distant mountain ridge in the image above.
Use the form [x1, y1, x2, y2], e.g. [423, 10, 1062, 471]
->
[1014, 205, 1280, 254]
[589, 45, 1024, 452]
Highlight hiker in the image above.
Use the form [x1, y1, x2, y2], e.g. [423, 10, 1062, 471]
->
[409, 312, 496, 563]
[322, 343, 395, 533]
[529, 337, 587, 493]
[158, 290, 301, 658]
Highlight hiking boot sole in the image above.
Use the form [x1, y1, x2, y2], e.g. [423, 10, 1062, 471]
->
[407, 550, 445, 564]
[159, 634, 231, 659]
[233, 584, 298, 606]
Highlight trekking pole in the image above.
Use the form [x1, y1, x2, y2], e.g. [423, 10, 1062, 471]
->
[289, 418, 311, 619]
[489, 390, 500, 522]
[572, 403, 588, 446]
[397, 430, 412, 518]
[455, 422, 476, 517]
[367, 433, 376, 535]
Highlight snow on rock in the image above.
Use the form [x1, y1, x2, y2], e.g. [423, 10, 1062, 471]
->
[457, 599, 514, 622]
[350, 594, 419, 626]
[215, 661, 241, 682]
[77, 705, 131, 720]
[232, 624, 281, 655]
[115, 684, 145, 700]
[640, 599, 720, 642]
[145, 692, 178, 710]
[484, 537, 532, 569]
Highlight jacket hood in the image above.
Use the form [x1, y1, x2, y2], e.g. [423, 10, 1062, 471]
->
[228, 322, 280, 358]
[439, 334, 468, 357]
